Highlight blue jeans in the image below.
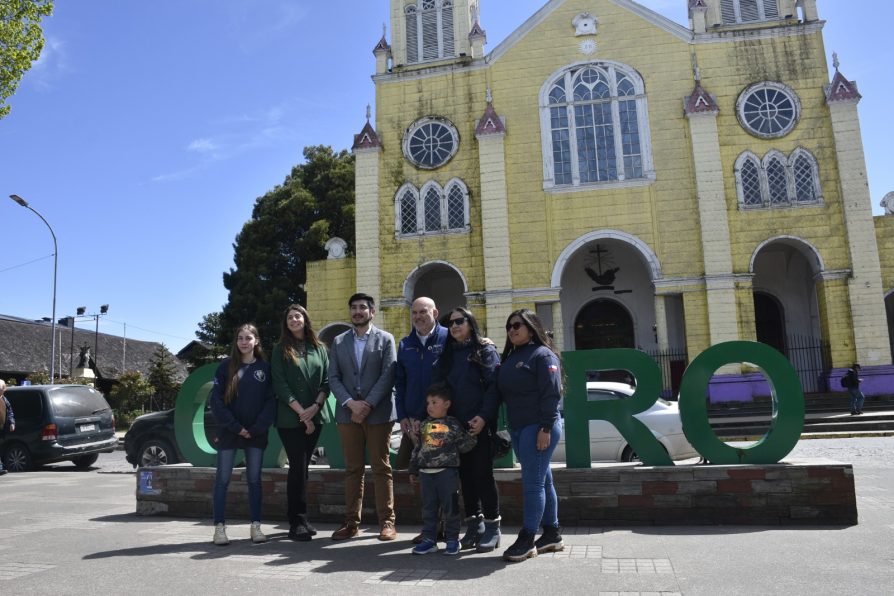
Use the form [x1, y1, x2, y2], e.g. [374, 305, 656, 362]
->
[213, 447, 264, 524]
[510, 421, 562, 533]
[849, 388, 865, 413]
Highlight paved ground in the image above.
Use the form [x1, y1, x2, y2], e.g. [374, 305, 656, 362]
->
[2, 438, 893, 595]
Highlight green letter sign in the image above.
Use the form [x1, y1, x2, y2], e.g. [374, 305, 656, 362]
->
[562, 341, 804, 467]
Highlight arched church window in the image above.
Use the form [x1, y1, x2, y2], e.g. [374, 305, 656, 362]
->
[721, 0, 779, 24]
[764, 153, 788, 205]
[737, 154, 763, 206]
[404, 1, 455, 64]
[424, 185, 442, 232]
[394, 179, 470, 238]
[735, 148, 822, 209]
[540, 62, 653, 190]
[398, 185, 418, 235]
[792, 150, 820, 203]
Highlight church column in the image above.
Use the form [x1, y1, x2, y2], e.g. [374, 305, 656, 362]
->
[825, 63, 892, 366]
[685, 80, 740, 348]
[654, 294, 669, 352]
[352, 113, 383, 303]
[475, 93, 513, 348]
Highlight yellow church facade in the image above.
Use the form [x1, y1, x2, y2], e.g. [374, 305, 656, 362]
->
[307, 0, 894, 399]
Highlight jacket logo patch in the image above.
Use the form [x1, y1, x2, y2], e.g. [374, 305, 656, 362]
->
[254, 370, 266, 382]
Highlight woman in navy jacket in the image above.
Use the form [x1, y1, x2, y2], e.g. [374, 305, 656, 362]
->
[497, 309, 564, 562]
[209, 323, 276, 546]
[433, 307, 501, 552]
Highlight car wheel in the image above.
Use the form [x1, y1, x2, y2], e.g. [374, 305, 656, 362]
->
[72, 453, 100, 469]
[139, 439, 178, 467]
[2, 443, 33, 472]
[621, 445, 668, 463]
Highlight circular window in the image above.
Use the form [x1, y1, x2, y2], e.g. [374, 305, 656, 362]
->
[402, 117, 459, 169]
[737, 82, 800, 138]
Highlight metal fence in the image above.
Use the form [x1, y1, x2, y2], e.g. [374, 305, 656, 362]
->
[783, 334, 832, 394]
[645, 347, 689, 399]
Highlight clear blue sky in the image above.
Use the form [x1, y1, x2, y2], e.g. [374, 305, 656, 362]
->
[2, 1, 891, 349]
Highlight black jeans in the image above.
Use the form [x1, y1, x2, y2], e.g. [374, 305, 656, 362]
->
[277, 424, 322, 526]
[420, 468, 461, 541]
[459, 430, 500, 519]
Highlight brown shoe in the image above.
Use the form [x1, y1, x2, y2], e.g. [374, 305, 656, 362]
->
[378, 522, 397, 541]
[331, 524, 359, 540]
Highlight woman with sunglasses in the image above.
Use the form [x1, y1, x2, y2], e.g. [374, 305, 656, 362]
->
[432, 307, 501, 552]
[497, 309, 564, 562]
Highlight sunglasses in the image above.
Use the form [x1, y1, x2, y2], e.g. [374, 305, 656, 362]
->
[448, 317, 467, 327]
[505, 321, 525, 331]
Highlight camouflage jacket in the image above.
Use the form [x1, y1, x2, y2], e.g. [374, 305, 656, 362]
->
[408, 415, 477, 474]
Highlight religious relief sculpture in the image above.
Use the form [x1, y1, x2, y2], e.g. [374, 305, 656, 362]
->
[584, 244, 620, 290]
[881, 191, 894, 215]
[572, 12, 598, 36]
[325, 237, 348, 259]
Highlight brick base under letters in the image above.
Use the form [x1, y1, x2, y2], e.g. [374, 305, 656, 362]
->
[134, 459, 857, 526]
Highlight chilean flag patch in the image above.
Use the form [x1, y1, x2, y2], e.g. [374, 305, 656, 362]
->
[547, 364, 558, 373]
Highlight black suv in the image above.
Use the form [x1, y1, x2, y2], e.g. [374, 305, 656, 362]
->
[124, 407, 217, 467]
[1, 384, 117, 471]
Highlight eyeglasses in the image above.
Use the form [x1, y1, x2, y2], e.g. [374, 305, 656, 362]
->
[448, 317, 467, 327]
[505, 321, 525, 331]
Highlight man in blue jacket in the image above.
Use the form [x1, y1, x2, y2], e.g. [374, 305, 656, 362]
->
[394, 297, 448, 470]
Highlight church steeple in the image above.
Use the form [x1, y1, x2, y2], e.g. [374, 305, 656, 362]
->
[390, 0, 481, 68]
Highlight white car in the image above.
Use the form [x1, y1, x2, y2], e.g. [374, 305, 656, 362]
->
[552, 382, 698, 463]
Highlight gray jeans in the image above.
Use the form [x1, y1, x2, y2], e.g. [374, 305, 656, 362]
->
[419, 468, 461, 541]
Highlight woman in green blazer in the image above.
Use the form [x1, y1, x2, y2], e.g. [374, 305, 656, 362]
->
[272, 304, 330, 541]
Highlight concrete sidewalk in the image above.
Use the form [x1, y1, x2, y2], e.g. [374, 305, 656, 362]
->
[2, 438, 893, 595]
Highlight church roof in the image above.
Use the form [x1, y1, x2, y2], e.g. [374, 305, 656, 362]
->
[373, 34, 390, 53]
[684, 81, 719, 115]
[825, 70, 861, 102]
[475, 102, 505, 136]
[352, 120, 382, 150]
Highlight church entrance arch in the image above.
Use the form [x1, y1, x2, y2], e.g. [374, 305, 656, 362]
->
[403, 261, 467, 325]
[751, 237, 826, 391]
[753, 292, 786, 354]
[574, 299, 635, 349]
[553, 231, 665, 352]
[319, 323, 350, 348]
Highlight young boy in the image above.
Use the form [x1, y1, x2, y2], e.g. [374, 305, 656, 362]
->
[408, 383, 476, 556]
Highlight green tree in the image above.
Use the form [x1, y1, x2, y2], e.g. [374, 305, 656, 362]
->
[185, 311, 227, 372]
[0, 1, 54, 119]
[147, 344, 180, 410]
[218, 145, 355, 346]
[109, 371, 154, 423]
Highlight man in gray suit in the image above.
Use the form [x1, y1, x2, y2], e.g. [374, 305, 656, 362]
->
[328, 292, 398, 541]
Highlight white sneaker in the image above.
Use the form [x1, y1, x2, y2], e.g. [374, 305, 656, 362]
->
[250, 521, 267, 544]
[213, 523, 229, 546]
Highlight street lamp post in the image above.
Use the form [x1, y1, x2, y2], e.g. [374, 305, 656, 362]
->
[10, 194, 58, 382]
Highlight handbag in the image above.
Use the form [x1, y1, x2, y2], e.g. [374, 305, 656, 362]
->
[491, 429, 511, 460]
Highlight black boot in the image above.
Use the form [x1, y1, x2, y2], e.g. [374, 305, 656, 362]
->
[476, 516, 501, 553]
[460, 515, 484, 550]
[534, 524, 563, 553]
[288, 515, 312, 541]
[502, 529, 537, 562]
